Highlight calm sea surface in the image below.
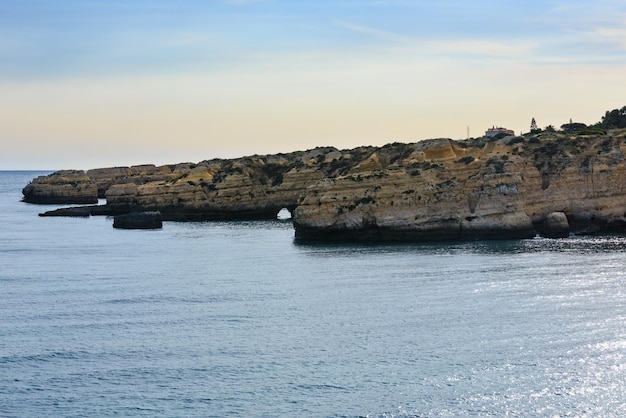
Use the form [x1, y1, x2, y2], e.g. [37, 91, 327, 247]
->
[1, 170, 625, 417]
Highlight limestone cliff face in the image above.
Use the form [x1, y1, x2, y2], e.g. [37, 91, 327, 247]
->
[293, 131, 626, 241]
[85, 147, 373, 220]
[294, 139, 534, 241]
[24, 129, 626, 241]
[22, 170, 98, 204]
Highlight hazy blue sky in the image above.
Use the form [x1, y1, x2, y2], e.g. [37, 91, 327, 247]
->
[1, 0, 625, 169]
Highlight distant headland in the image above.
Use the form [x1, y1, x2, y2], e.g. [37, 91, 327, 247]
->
[23, 106, 626, 241]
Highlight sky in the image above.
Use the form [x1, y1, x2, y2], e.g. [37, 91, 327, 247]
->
[1, 0, 625, 170]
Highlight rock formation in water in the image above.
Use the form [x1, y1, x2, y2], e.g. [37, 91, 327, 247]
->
[22, 170, 99, 204]
[28, 147, 378, 219]
[113, 211, 163, 229]
[25, 128, 626, 241]
[38, 206, 92, 217]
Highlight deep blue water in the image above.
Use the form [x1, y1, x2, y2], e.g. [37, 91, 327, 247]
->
[1, 170, 626, 417]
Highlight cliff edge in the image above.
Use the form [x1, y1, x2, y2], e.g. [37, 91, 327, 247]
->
[293, 131, 626, 241]
[23, 128, 626, 241]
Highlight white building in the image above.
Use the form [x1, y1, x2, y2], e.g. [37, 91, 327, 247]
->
[485, 126, 515, 138]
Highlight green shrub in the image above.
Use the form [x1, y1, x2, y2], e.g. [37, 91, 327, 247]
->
[486, 157, 506, 173]
[457, 156, 475, 164]
[577, 128, 607, 136]
[507, 136, 525, 145]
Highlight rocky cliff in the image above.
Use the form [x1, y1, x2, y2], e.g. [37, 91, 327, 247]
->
[294, 130, 626, 240]
[24, 128, 626, 241]
[22, 170, 99, 204]
[24, 147, 376, 218]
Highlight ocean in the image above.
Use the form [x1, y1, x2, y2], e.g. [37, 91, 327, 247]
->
[1, 170, 625, 417]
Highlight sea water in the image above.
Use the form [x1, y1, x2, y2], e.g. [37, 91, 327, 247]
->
[1, 170, 625, 417]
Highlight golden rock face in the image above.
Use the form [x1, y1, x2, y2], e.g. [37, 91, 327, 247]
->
[23, 129, 626, 240]
[22, 170, 99, 204]
[293, 131, 626, 240]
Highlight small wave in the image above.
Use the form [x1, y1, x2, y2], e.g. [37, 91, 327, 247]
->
[363, 406, 423, 418]
[296, 383, 351, 392]
[0, 350, 90, 365]
[105, 294, 239, 305]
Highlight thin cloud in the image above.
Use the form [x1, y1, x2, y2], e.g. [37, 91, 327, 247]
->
[522, 3, 626, 61]
[334, 19, 535, 60]
[527, 16, 626, 66]
[333, 20, 416, 43]
[592, 19, 626, 50]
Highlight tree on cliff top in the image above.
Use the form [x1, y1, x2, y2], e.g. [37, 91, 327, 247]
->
[561, 122, 587, 132]
[600, 106, 626, 129]
[530, 117, 541, 134]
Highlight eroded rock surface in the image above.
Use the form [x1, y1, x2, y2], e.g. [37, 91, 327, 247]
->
[25, 128, 626, 241]
[22, 170, 98, 204]
[293, 131, 626, 241]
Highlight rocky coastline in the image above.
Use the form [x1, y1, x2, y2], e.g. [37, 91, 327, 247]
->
[23, 127, 626, 241]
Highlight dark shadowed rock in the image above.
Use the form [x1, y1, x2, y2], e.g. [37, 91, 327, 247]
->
[39, 206, 92, 217]
[113, 211, 163, 229]
[38, 205, 119, 217]
[539, 212, 570, 238]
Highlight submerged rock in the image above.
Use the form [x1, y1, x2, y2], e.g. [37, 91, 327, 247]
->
[113, 211, 163, 229]
[38, 204, 119, 217]
[39, 206, 92, 217]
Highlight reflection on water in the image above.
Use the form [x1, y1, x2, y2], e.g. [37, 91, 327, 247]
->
[295, 234, 626, 257]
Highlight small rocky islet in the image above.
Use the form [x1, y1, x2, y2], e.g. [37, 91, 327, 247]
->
[22, 121, 626, 240]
